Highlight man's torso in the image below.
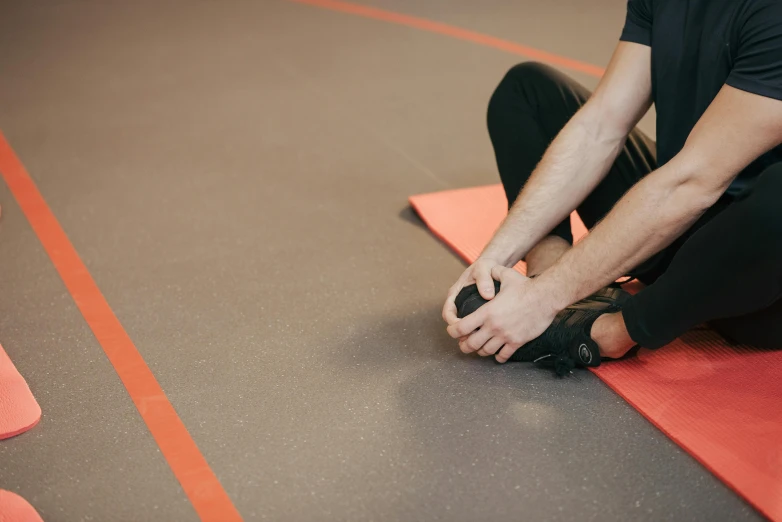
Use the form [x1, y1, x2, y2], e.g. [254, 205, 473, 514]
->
[634, 0, 782, 193]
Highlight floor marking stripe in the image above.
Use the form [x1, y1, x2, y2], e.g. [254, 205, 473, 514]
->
[0, 131, 243, 522]
[289, 0, 605, 78]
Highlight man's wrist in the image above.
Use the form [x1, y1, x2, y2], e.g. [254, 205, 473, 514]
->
[480, 245, 523, 268]
[531, 269, 578, 313]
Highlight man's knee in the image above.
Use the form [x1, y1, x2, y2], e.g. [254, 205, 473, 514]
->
[487, 62, 556, 131]
[497, 62, 559, 90]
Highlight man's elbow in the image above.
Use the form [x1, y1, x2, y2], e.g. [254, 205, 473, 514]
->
[666, 153, 734, 211]
[578, 91, 646, 146]
[569, 111, 628, 156]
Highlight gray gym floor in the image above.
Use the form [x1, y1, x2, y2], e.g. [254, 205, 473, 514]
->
[0, 1, 763, 520]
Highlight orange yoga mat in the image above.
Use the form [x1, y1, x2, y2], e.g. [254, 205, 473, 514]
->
[0, 344, 41, 440]
[0, 490, 43, 522]
[410, 184, 782, 521]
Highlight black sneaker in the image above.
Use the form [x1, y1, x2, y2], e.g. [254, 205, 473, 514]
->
[455, 282, 630, 377]
[455, 280, 502, 318]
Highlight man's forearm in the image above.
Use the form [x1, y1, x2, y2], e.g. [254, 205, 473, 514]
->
[481, 108, 628, 267]
[537, 159, 726, 309]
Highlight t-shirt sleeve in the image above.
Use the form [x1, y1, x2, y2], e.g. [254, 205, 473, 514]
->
[726, 1, 782, 101]
[619, 0, 653, 46]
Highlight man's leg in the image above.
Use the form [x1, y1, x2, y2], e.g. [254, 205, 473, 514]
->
[614, 164, 782, 350]
[486, 62, 657, 275]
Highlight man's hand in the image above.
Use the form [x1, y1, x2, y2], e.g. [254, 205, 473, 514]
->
[446, 266, 561, 363]
[442, 257, 503, 325]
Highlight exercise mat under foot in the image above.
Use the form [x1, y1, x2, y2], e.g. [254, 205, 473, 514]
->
[410, 184, 782, 521]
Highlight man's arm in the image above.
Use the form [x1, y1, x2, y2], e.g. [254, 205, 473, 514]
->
[448, 85, 782, 363]
[443, 42, 652, 324]
[482, 42, 653, 267]
[537, 84, 782, 310]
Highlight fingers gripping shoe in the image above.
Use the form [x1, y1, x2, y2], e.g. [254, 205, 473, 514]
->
[455, 282, 630, 377]
[455, 280, 502, 318]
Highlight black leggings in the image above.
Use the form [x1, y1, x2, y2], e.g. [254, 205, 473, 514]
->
[487, 62, 782, 349]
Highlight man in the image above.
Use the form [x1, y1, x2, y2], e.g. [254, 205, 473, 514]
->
[442, 0, 782, 374]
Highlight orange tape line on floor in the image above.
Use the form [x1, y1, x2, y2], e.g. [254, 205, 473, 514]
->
[288, 0, 605, 78]
[0, 131, 242, 522]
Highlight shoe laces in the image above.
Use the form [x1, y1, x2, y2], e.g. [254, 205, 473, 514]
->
[531, 304, 619, 377]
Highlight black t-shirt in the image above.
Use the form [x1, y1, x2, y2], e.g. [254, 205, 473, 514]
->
[620, 0, 782, 194]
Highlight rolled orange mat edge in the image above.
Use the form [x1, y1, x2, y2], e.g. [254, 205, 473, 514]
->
[0, 344, 41, 441]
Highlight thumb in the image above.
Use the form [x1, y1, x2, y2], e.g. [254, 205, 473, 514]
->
[476, 270, 497, 300]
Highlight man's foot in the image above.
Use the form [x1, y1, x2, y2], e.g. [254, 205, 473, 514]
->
[456, 283, 631, 376]
[591, 311, 636, 359]
[509, 286, 630, 375]
[455, 280, 502, 318]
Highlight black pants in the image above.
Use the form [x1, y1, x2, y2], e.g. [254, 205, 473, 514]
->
[487, 62, 782, 349]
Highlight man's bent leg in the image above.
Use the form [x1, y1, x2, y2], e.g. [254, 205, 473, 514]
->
[712, 297, 782, 348]
[622, 164, 782, 349]
[486, 62, 656, 274]
[524, 236, 571, 277]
